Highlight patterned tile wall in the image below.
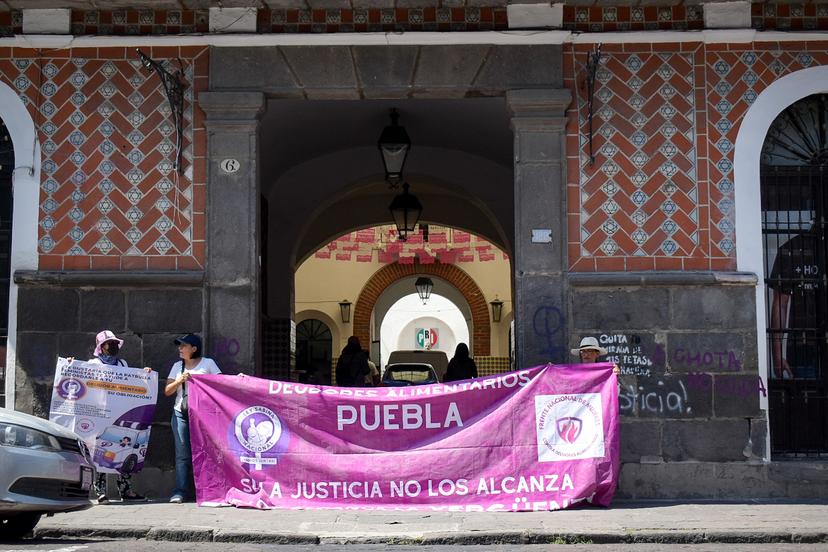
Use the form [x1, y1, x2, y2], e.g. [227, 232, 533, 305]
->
[0, 46, 208, 270]
[258, 7, 507, 32]
[69, 10, 209, 35]
[704, 44, 828, 261]
[3, 5, 828, 35]
[566, 41, 828, 272]
[476, 356, 512, 376]
[751, 3, 828, 30]
[562, 5, 704, 32]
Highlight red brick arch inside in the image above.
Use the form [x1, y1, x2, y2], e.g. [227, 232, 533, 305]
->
[353, 263, 490, 357]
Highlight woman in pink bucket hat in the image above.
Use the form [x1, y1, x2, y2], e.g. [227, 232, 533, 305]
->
[87, 330, 153, 502]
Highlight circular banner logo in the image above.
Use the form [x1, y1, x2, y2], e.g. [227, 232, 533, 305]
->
[232, 406, 285, 471]
[535, 393, 604, 462]
[56, 377, 86, 401]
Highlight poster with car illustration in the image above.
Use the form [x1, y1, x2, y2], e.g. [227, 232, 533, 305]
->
[49, 358, 158, 474]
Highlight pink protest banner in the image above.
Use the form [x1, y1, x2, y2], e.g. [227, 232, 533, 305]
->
[188, 363, 619, 511]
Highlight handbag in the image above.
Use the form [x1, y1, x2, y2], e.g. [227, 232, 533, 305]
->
[180, 380, 189, 420]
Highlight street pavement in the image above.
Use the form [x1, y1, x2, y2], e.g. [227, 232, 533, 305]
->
[32, 500, 828, 545]
[6, 543, 828, 552]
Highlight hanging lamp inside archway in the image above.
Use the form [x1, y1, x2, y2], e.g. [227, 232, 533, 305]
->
[415, 276, 433, 304]
[389, 182, 422, 241]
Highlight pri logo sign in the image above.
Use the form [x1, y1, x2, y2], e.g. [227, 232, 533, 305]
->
[415, 328, 438, 350]
[535, 394, 604, 462]
[233, 406, 282, 470]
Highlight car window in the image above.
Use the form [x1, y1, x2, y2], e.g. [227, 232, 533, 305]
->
[387, 351, 448, 380]
[385, 367, 435, 383]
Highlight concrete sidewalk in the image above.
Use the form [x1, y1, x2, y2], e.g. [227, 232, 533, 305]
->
[34, 501, 828, 545]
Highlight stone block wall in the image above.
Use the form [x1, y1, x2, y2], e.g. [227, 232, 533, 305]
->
[14, 274, 204, 477]
[567, 272, 778, 497]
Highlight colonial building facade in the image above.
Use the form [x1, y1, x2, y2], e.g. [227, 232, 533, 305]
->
[1, 2, 826, 498]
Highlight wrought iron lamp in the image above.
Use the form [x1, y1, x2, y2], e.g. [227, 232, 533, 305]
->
[136, 49, 185, 174]
[490, 297, 504, 323]
[339, 300, 352, 324]
[415, 277, 433, 305]
[389, 182, 422, 241]
[377, 108, 410, 186]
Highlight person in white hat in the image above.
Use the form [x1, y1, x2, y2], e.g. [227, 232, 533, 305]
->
[571, 336, 608, 364]
[571, 336, 621, 375]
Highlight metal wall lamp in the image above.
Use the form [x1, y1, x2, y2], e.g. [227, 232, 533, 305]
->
[136, 49, 185, 174]
[490, 297, 504, 323]
[339, 300, 352, 324]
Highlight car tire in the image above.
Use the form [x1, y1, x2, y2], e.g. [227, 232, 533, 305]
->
[120, 454, 137, 474]
[0, 512, 42, 540]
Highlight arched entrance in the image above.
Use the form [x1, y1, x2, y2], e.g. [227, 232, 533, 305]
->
[353, 262, 491, 357]
[735, 65, 828, 459]
[760, 93, 828, 456]
[0, 80, 40, 408]
[295, 318, 333, 385]
[0, 118, 13, 407]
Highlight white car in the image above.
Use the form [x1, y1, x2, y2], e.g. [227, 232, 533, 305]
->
[0, 408, 94, 539]
[386, 350, 449, 382]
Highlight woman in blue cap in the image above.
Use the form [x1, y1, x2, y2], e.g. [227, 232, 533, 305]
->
[164, 333, 221, 503]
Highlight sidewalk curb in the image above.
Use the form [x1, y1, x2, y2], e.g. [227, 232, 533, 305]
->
[33, 526, 828, 545]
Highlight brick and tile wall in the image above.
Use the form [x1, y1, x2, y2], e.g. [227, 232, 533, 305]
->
[3, 5, 827, 36]
[0, 46, 208, 270]
[565, 40, 828, 272]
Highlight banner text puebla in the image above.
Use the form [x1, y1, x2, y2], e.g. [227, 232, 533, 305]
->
[189, 363, 619, 511]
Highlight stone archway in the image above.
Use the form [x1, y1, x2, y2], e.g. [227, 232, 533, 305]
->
[353, 263, 491, 357]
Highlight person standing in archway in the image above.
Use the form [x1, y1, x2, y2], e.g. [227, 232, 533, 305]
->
[335, 336, 369, 387]
[445, 343, 478, 382]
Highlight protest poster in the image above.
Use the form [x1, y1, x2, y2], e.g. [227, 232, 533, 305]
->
[189, 363, 619, 511]
[49, 358, 158, 475]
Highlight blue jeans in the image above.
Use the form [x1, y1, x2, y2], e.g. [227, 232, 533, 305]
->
[171, 410, 191, 499]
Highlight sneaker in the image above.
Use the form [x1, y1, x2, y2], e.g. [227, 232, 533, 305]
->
[121, 490, 146, 501]
[169, 495, 183, 504]
[97, 493, 109, 504]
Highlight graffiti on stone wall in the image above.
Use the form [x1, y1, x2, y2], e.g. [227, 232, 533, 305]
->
[619, 378, 691, 416]
[686, 372, 768, 399]
[599, 334, 657, 378]
[534, 305, 566, 360]
[214, 337, 242, 373]
[595, 332, 764, 417]
[672, 348, 743, 371]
